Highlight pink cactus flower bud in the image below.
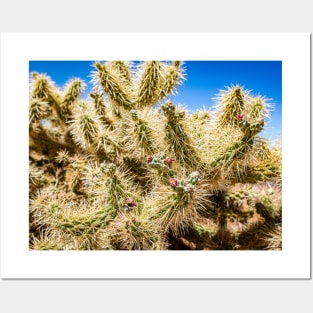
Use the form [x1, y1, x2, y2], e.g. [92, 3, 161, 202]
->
[169, 178, 178, 187]
[125, 197, 137, 208]
[146, 155, 153, 163]
[164, 157, 175, 166]
[237, 113, 244, 120]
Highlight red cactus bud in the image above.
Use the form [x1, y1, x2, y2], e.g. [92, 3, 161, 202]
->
[125, 197, 137, 207]
[164, 157, 175, 166]
[169, 178, 178, 187]
[146, 155, 153, 163]
[237, 113, 244, 120]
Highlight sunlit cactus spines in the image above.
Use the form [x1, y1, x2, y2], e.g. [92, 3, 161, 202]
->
[109, 61, 134, 87]
[30, 72, 58, 102]
[159, 60, 185, 98]
[29, 98, 51, 125]
[148, 175, 210, 237]
[105, 209, 162, 250]
[60, 78, 85, 121]
[214, 85, 249, 128]
[161, 101, 201, 169]
[124, 108, 160, 157]
[92, 62, 134, 110]
[69, 101, 103, 150]
[137, 61, 164, 108]
[29, 60, 282, 250]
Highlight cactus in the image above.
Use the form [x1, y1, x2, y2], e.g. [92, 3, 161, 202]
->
[29, 61, 281, 250]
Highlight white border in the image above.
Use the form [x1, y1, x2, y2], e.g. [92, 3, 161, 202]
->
[0, 33, 310, 279]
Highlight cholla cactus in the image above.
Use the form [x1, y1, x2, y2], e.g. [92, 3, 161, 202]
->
[29, 61, 281, 250]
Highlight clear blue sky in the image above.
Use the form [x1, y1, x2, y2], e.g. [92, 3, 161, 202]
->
[29, 60, 282, 141]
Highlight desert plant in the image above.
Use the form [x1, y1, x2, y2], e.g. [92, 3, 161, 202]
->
[29, 61, 281, 250]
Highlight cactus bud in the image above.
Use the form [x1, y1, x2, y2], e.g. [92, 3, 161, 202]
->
[187, 171, 200, 185]
[130, 109, 138, 120]
[164, 157, 175, 167]
[146, 155, 153, 163]
[169, 177, 178, 187]
[101, 163, 117, 176]
[125, 198, 137, 211]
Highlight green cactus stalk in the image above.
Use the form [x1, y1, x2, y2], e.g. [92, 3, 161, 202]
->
[98, 163, 140, 211]
[149, 171, 209, 237]
[29, 98, 51, 125]
[161, 101, 201, 169]
[90, 92, 113, 127]
[109, 61, 133, 87]
[59, 205, 116, 236]
[125, 109, 159, 156]
[60, 78, 85, 121]
[69, 101, 102, 150]
[137, 61, 164, 108]
[214, 85, 248, 128]
[30, 72, 58, 102]
[92, 62, 134, 110]
[106, 210, 162, 250]
[159, 61, 185, 98]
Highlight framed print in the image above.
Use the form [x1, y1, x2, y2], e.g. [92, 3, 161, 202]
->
[0, 32, 310, 279]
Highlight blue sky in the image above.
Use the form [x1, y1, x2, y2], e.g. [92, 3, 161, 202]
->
[29, 60, 282, 141]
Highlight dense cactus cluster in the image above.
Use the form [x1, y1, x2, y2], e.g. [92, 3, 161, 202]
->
[29, 61, 282, 250]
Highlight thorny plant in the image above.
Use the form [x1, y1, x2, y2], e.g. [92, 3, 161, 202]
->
[29, 61, 281, 250]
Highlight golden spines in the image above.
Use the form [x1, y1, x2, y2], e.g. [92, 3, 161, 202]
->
[137, 61, 163, 108]
[30, 72, 58, 102]
[69, 101, 102, 150]
[214, 85, 249, 128]
[60, 78, 85, 121]
[109, 61, 133, 87]
[93, 62, 134, 110]
[161, 101, 201, 169]
[29, 98, 51, 125]
[159, 61, 185, 98]
[136, 61, 184, 108]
